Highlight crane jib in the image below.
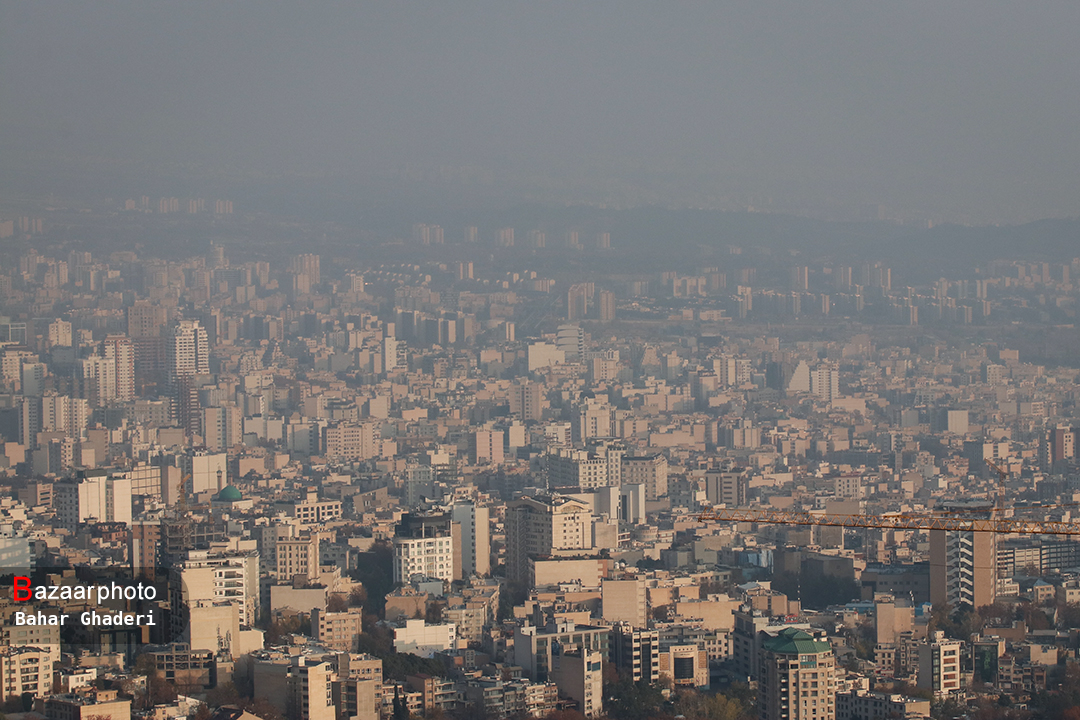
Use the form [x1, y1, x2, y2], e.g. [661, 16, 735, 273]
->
[696, 509, 1080, 536]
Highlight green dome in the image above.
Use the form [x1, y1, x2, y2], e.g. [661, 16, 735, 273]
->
[217, 485, 242, 501]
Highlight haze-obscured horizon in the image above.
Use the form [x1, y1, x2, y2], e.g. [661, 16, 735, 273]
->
[3, 1, 1079, 225]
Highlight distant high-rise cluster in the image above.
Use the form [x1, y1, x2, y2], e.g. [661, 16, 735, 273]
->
[412, 224, 445, 245]
[408, 223, 611, 253]
[0, 216, 43, 238]
[289, 253, 321, 294]
[567, 283, 616, 322]
[122, 196, 232, 214]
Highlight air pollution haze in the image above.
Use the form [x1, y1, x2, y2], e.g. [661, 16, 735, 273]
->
[9, 2, 1080, 708]
[2, 0, 1079, 223]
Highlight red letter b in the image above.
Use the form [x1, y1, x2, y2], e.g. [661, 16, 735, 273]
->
[13, 576, 31, 602]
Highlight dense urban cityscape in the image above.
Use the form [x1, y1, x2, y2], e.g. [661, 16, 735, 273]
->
[1, 194, 1080, 720]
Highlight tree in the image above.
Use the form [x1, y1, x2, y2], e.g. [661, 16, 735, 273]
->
[672, 685, 755, 720]
[426, 600, 446, 624]
[602, 662, 619, 686]
[977, 603, 1013, 626]
[350, 585, 368, 607]
[604, 678, 665, 720]
[544, 711, 586, 720]
[698, 580, 728, 598]
[148, 674, 178, 706]
[327, 593, 350, 612]
[133, 653, 157, 677]
[1020, 563, 1041, 578]
[265, 613, 304, 644]
[207, 681, 243, 708]
[244, 698, 286, 720]
[1019, 602, 1052, 631]
[498, 581, 528, 622]
[1058, 602, 1080, 629]
[393, 686, 409, 720]
[129, 653, 177, 707]
[931, 697, 966, 720]
[351, 541, 395, 616]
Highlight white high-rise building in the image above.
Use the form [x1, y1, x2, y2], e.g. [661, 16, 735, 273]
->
[78, 355, 116, 406]
[102, 335, 134, 401]
[289, 253, 321, 285]
[451, 502, 490, 577]
[183, 450, 228, 495]
[811, 365, 840, 402]
[556, 324, 585, 360]
[21, 362, 47, 397]
[47, 319, 72, 348]
[930, 503, 997, 609]
[54, 470, 132, 529]
[384, 337, 405, 371]
[392, 514, 461, 584]
[393, 535, 456, 584]
[204, 404, 242, 451]
[40, 394, 89, 438]
[168, 320, 209, 379]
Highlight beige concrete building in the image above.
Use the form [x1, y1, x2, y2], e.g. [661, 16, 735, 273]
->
[0, 646, 53, 703]
[288, 491, 343, 525]
[836, 691, 930, 720]
[312, 608, 365, 652]
[612, 624, 660, 683]
[170, 549, 260, 628]
[758, 628, 836, 720]
[333, 654, 383, 720]
[917, 631, 962, 697]
[183, 601, 241, 659]
[550, 648, 604, 717]
[505, 496, 593, 583]
[660, 644, 709, 689]
[622, 454, 669, 500]
[276, 534, 320, 583]
[42, 690, 131, 720]
[2, 619, 61, 666]
[602, 578, 647, 628]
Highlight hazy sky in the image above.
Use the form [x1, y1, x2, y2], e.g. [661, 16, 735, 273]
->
[2, 1, 1079, 223]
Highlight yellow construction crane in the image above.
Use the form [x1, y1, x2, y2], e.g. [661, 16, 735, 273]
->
[696, 507, 1080, 536]
[177, 472, 191, 515]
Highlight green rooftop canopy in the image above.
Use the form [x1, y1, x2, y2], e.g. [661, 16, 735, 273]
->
[762, 627, 832, 655]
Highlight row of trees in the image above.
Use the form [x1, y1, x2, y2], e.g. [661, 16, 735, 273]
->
[603, 677, 755, 720]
